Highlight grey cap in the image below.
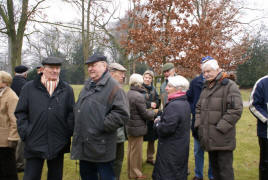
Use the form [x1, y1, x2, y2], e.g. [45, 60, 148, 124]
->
[85, 54, 107, 64]
[162, 62, 174, 72]
[109, 63, 127, 72]
[42, 57, 63, 66]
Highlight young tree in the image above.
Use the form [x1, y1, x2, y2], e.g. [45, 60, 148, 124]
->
[0, 0, 46, 73]
[121, 0, 250, 77]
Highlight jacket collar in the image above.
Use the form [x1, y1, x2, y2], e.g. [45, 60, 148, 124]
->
[165, 95, 187, 106]
[130, 85, 146, 93]
[85, 70, 111, 91]
[0, 87, 7, 97]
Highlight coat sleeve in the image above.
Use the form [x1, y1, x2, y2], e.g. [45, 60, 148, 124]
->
[7, 92, 19, 141]
[135, 94, 155, 122]
[216, 82, 243, 134]
[154, 88, 161, 109]
[194, 98, 201, 128]
[15, 85, 29, 141]
[66, 86, 75, 136]
[103, 89, 130, 132]
[249, 80, 268, 123]
[155, 102, 181, 137]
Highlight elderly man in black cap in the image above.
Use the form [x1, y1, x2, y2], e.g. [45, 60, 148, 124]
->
[10, 65, 28, 172]
[15, 57, 75, 180]
[71, 54, 129, 180]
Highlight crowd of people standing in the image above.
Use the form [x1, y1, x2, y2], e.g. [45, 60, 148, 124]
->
[0, 53, 266, 180]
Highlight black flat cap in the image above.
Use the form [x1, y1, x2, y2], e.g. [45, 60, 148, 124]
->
[42, 56, 64, 66]
[15, 65, 28, 73]
[85, 54, 107, 64]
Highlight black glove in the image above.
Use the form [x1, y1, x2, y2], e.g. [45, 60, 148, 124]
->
[192, 127, 199, 140]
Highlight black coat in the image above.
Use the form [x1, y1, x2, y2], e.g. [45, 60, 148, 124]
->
[15, 74, 75, 160]
[152, 95, 191, 180]
[127, 86, 155, 137]
[142, 83, 161, 141]
[11, 75, 27, 96]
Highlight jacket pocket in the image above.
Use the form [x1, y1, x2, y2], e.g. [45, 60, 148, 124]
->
[83, 135, 106, 159]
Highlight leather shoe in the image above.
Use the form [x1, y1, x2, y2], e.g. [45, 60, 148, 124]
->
[146, 160, 155, 165]
[192, 177, 203, 180]
[136, 175, 146, 179]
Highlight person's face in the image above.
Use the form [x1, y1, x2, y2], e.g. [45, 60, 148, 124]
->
[87, 61, 107, 82]
[202, 65, 220, 82]
[42, 65, 61, 81]
[143, 74, 152, 85]
[110, 70, 125, 84]
[0, 80, 7, 88]
[165, 84, 177, 95]
[163, 68, 175, 79]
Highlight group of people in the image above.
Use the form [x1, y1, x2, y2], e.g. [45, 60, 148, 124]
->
[0, 53, 266, 180]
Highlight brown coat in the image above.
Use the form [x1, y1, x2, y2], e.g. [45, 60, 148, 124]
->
[195, 72, 243, 151]
[127, 86, 155, 137]
[0, 87, 19, 147]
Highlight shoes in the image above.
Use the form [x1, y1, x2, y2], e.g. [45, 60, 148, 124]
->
[146, 160, 155, 165]
[192, 177, 203, 180]
[136, 175, 147, 179]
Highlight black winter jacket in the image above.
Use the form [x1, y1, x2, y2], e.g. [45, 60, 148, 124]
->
[152, 95, 191, 180]
[15, 74, 75, 159]
[11, 75, 27, 96]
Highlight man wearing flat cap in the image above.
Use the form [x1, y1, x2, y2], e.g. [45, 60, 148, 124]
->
[15, 56, 75, 180]
[10, 65, 28, 173]
[109, 62, 128, 180]
[160, 62, 176, 107]
[71, 54, 129, 180]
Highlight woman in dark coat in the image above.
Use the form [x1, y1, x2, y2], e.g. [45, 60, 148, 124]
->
[152, 75, 191, 180]
[142, 70, 161, 165]
[127, 73, 155, 179]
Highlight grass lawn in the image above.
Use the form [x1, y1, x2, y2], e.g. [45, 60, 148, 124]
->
[18, 86, 259, 180]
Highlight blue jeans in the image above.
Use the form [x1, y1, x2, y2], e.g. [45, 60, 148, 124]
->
[194, 138, 213, 179]
[79, 160, 115, 180]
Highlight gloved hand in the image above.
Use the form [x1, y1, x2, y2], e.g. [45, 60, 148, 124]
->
[8, 141, 18, 149]
[192, 127, 199, 140]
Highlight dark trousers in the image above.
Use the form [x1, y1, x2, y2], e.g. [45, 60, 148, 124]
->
[16, 139, 25, 170]
[259, 137, 268, 180]
[113, 142, 124, 180]
[80, 160, 115, 180]
[0, 147, 18, 180]
[209, 150, 234, 180]
[23, 153, 64, 180]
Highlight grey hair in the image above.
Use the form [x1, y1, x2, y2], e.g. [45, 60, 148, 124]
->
[129, 73, 143, 87]
[201, 59, 219, 71]
[168, 75, 189, 92]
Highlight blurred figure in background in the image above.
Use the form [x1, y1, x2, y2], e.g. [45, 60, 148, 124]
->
[109, 62, 128, 180]
[160, 63, 175, 107]
[142, 70, 161, 165]
[127, 73, 155, 179]
[0, 71, 19, 180]
[152, 75, 191, 180]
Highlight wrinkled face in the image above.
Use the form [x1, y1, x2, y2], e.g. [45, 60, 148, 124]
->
[165, 84, 177, 95]
[42, 65, 61, 81]
[110, 70, 125, 84]
[143, 74, 152, 85]
[202, 65, 220, 82]
[87, 61, 107, 81]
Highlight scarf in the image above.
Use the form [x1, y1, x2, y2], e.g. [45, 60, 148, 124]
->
[41, 75, 59, 96]
[168, 91, 186, 101]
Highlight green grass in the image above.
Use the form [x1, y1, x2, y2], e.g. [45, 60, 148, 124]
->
[18, 86, 259, 180]
[240, 88, 252, 102]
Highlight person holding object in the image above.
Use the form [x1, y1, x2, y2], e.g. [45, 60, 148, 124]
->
[0, 71, 19, 180]
[71, 54, 129, 180]
[15, 57, 75, 180]
[127, 73, 155, 179]
[194, 59, 243, 180]
[152, 75, 191, 180]
[142, 70, 161, 165]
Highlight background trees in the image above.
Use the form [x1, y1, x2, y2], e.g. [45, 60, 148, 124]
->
[121, 0, 250, 77]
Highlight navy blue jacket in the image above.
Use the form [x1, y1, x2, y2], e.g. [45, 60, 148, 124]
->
[186, 74, 204, 131]
[249, 75, 268, 138]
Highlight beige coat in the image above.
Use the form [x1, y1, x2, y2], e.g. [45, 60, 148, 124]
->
[195, 72, 243, 151]
[0, 87, 19, 147]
